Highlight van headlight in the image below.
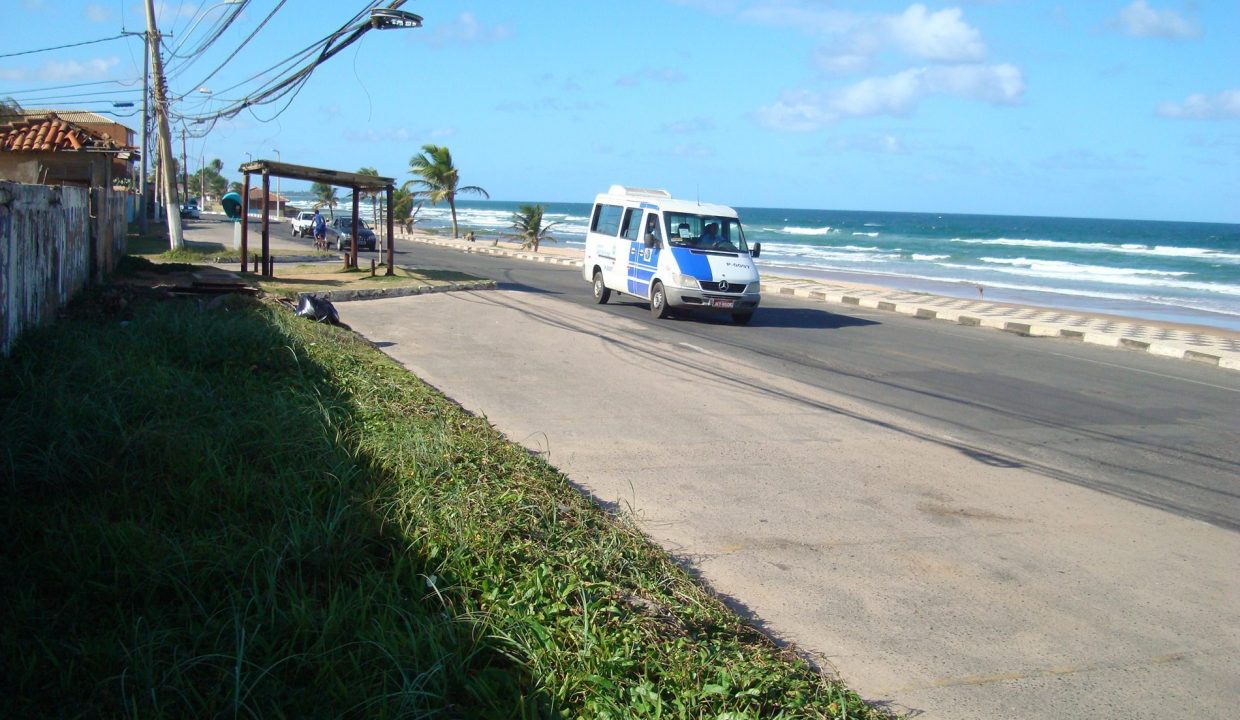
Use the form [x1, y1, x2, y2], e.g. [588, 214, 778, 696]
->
[748, 281, 761, 294]
[671, 272, 699, 289]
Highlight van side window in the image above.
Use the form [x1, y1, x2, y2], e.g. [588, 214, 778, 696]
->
[620, 208, 642, 241]
[591, 204, 623, 236]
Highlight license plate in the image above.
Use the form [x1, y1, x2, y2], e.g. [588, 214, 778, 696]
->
[709, 298, 735, 308]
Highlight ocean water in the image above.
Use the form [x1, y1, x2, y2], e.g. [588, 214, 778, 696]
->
[284, 193, 1240, 331]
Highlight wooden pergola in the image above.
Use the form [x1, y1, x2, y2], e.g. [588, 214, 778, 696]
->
[238, 160, 397, 276]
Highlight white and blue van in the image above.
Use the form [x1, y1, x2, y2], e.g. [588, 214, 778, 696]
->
[583, 185, 761, 324]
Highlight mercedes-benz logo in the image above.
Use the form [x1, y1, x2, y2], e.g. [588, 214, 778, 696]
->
[717, 280, 730, 292]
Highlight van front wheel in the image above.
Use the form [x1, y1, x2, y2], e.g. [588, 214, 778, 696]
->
[650, 281, 670, 319]
[592, 271, 610, 304]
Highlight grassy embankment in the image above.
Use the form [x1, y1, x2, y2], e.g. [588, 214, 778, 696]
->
[125, 232, 480, 299]
[128, 229, 246, 263]
[1, 255, 892, 717]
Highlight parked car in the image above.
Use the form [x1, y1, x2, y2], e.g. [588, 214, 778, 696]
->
[331, 217, 377, 252]
[290, 210, 317, 237]
[179, 203, 201, 220]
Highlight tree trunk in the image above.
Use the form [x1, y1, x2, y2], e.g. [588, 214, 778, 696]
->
[449, 199, 459, 239]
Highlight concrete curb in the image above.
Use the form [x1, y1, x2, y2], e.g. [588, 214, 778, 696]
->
[768, 283, 1239, 371]
[297, 279, 497, 304]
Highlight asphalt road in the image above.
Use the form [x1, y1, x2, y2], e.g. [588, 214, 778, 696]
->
[392, 238, 1240, 532]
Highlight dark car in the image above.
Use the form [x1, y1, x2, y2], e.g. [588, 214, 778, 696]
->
[331, 217, 377, 252]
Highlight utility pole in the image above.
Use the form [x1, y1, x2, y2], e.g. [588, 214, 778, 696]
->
[139, 32, 150, 232]
[181, 126, 189, 203]
[145, 0, 183, 249]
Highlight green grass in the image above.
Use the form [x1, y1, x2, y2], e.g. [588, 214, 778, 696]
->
[128, 231, 243, 263]
[0, 287, 892, 719]
[257, 265, 482, 300]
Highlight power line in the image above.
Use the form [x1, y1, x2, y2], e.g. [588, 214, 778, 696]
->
[5, 78, 140, 96]
[179, 2, 382, 123]
[0, 33, 126, 59]
[166, 0, 249, 65]
[174, 0, 291, 100]
[13, 88, 142, 103]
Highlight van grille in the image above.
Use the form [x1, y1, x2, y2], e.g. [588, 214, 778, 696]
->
[701, 281, 746, 294]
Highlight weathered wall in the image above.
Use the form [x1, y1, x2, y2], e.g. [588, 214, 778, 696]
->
[0, 182, 94, 356]
[93, 187, 129, 284]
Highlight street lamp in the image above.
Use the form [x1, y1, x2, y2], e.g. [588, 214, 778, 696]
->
[370, 8, 423, 29]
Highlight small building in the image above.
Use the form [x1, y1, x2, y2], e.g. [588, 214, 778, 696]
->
[247, 187, 289, 218]
[0, 111, 139, 189]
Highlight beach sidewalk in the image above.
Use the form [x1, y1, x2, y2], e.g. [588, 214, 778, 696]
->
[399, 229, 1240, 373]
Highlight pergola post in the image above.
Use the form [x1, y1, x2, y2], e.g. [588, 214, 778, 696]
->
[385, 184, 395, 276]
[350, 187, 360, 270]
[240, 172, 250, 272]
[260, 171, 271, 277]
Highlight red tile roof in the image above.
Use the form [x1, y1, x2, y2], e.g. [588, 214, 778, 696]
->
[0, 112, 129, 152]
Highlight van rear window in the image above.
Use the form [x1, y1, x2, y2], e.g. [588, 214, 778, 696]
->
[591, 204, 623, 236]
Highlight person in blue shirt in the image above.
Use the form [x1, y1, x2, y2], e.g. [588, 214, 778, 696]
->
[312, 209, 327, 250]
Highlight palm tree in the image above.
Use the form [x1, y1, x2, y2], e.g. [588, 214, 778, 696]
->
[356, 166, 381, 244]
[391, 188, 416, 231]
[0, 97, 23, 122]
[510, 203, 559, 252]
[404, 144, 488, 239]
[311, 181, 338, 219]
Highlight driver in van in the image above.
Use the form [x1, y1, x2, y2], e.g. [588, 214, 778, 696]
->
[644, 213, 662, 248]
[701, 222, 723, 247]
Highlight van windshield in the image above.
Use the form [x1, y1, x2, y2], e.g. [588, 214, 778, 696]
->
[664, 213, 748, 253]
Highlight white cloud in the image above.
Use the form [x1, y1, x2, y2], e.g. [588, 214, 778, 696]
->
[342, 127, 415, 143]
[38, 57, 119, 82]
[495, 97, 600, 113]
[828, 133, 910, 155]
[672, 142, 714, 158]
[84, 3, 112, 22]
[1157, 90, 1240, 120]
[753, 90, 834, 132]
[738, 2, 986, 67]
[662, 117, 716, 134]
[886, 5, 986, 62]
[418, 11, 512, 46]
[0, 57, 121, 83]
[739, 3, 859, 33]
[616, 68, 686, 87]
[812, 49, 870, 75]
[1114, 1, 1199, 39]
[757, 64, 1024, 130]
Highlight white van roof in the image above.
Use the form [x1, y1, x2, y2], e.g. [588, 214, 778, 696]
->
[595, 186, 738, 218]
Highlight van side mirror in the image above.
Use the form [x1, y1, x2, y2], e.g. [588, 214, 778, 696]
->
[751, 242, 761, 258]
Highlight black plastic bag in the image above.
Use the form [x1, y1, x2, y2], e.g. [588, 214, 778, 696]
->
[295, 294, 339, 324]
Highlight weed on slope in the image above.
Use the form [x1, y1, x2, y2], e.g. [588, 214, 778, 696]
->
[0, 289, 890, 719]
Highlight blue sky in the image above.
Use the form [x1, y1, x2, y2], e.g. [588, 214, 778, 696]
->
[4, 1, 1238, 222]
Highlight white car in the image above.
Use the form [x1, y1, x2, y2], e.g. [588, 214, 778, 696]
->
[290, 211, 317, 237]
